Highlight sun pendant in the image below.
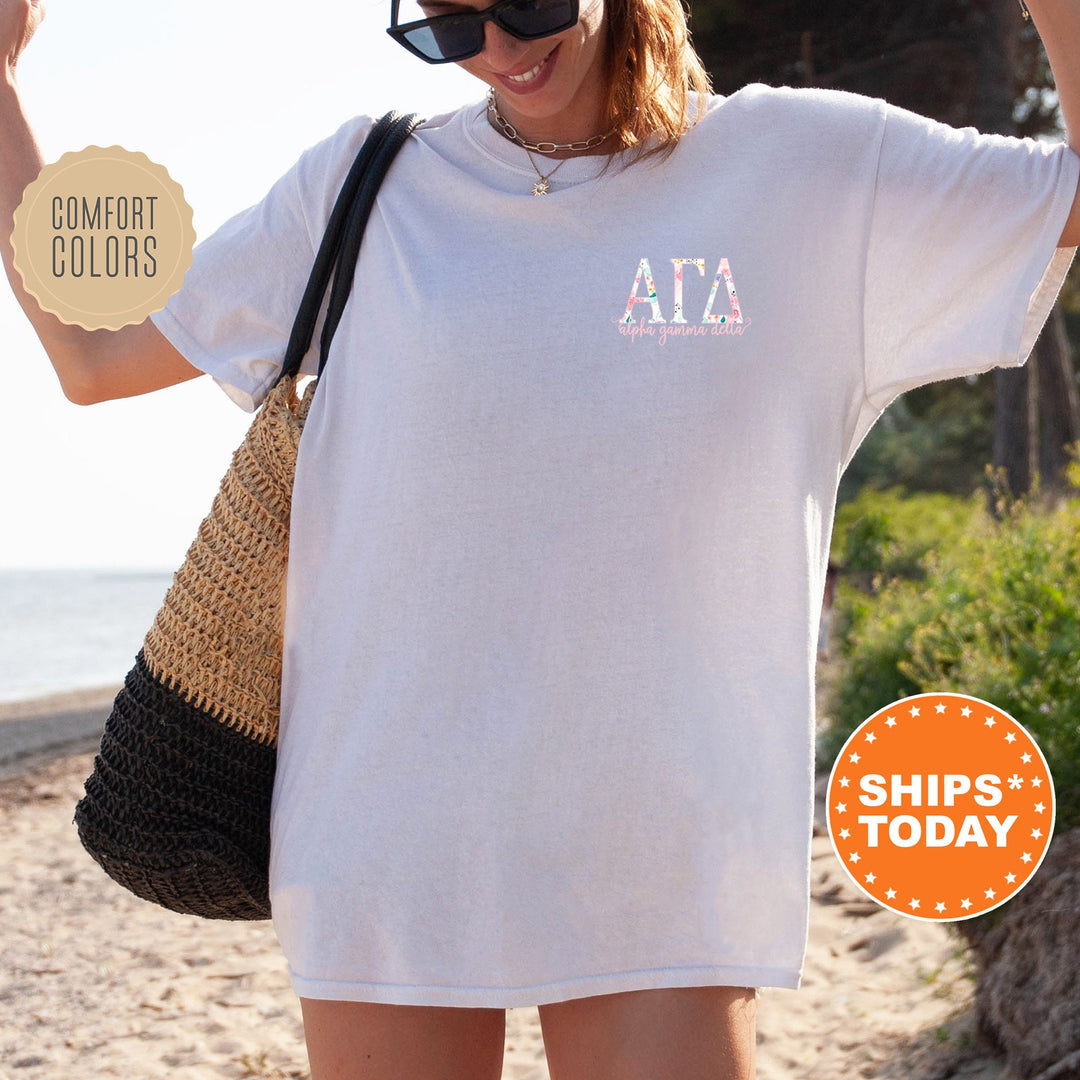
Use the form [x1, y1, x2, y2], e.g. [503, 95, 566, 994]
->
[532, 178, 550, 196]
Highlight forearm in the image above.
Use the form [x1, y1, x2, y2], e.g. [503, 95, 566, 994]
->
[0, 72, 108, 395]
[1023, 0, 1080, 153]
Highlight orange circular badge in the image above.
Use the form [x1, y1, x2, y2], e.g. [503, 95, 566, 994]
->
[826, 693, 1055, 921]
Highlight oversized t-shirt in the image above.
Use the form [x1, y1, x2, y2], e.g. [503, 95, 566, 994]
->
[150, 84, 1079, 1008]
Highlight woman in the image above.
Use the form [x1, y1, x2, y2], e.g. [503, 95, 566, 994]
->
[2, 0, 1079, 1076]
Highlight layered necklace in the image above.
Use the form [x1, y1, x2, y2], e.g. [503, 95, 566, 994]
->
[486, 88, 618, 196]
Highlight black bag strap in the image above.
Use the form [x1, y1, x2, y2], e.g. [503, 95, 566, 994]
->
[318, 112, 426, 377]
[274, 110, 423, 388]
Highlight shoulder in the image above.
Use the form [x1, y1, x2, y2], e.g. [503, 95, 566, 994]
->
[291, 100, 473, 193]
[290, 113, 380, 191]
[283, 102, 474, 238]
[301, 99, 474, 159]
[674, 84, 890, 182]
[690, 83, 889, 139]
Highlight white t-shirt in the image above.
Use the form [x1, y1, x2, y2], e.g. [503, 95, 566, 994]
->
[151, 85, 1078, 1008]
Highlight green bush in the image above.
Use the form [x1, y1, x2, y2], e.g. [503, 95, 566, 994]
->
[822, 479, 1080, 835]
[831, 486, 985, 583]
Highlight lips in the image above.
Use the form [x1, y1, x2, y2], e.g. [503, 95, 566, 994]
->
[493, 43, 559, 95]
[507, 60, 545, 82]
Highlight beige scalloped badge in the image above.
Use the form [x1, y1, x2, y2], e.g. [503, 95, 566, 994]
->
[11, 146, 194, 330]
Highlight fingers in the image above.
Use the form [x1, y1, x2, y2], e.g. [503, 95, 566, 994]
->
[22, 0, 46, 58]
[4, 0, 45, 74]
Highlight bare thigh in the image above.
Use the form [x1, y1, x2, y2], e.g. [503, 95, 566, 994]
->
[300, 998, 506, 1080]
[538, 986, 758, 1080]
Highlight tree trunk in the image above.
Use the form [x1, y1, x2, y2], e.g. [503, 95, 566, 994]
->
[994, 364, 1036, 499]
[973, 0, 1019, 136]
[975, 0, 1040, 499]
[1037, 306, 1080, 494]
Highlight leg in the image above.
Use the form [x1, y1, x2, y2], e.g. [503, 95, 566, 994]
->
[538, 985, 757, 1080]
[300, 998, 506, 1080]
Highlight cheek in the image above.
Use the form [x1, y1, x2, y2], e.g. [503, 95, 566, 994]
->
[578, 8, 607, 60]
[581, 0, 606, 35]
[454, 56, 486, 80]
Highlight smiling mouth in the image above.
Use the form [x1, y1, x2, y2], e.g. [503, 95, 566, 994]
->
[504, 46, 557, 83]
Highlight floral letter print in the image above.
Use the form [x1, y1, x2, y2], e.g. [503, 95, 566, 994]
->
[621, 258, 665, 324]
[616, 257, 749, 342]
[671, 259, 706, 324]
[702, 259, 743, 325]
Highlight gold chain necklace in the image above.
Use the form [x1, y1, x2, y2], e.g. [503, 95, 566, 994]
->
[486, 88, 617, 195]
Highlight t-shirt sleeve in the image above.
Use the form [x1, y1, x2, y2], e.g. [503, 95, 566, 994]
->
[862, 102, 1079, 409]
[150, 114, 377, 413]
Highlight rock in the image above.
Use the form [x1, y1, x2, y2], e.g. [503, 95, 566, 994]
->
[961, 827, 1080, 1079]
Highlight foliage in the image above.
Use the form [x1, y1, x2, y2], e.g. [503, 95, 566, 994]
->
[821, 468, 1080, 836]
[831, 485, 985, 580]
[837, 377, 998, 503]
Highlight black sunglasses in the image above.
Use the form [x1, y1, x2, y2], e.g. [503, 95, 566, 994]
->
[387, 0, 579, 64]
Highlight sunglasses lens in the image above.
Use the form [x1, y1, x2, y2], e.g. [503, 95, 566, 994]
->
[498, 0, 576, 38]
[402, 19, 482, 61]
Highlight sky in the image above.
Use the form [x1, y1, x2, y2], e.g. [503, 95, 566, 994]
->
[1, 0, 482, 569]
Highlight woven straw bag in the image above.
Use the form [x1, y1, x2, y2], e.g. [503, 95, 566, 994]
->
[74, 111, 423, 920]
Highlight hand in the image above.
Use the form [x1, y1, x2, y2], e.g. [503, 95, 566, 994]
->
[2, 0, 44, 78]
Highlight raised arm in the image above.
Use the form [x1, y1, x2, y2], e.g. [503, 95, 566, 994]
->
[1, 0, 203, 404]
[1024, 0, 1080, 247]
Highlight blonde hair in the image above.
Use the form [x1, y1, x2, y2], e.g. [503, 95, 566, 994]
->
[600, 0, 713, 165]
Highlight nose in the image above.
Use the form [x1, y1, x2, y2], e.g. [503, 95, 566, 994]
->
[479, 18, 531, 68]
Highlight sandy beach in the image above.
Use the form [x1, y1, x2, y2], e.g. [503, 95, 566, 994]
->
[0, 686, 1007, 1080]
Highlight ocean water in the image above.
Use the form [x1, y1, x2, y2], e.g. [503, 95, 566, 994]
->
[0, 569, 175, 703]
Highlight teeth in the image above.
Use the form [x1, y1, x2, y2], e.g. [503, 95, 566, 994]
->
[507, 56, 547, 82]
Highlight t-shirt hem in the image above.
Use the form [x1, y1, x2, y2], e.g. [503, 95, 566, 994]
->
[288, 964, 799, 1007]
[1006, 141, 1079, 368]
[1013, 244, 1077, 365]
[149, 305, 273, 414]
